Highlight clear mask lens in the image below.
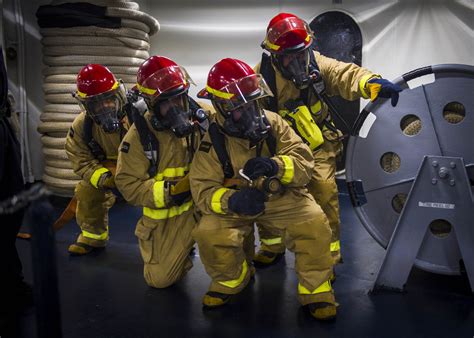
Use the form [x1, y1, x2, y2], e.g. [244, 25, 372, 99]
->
[77, 91, 122, 133]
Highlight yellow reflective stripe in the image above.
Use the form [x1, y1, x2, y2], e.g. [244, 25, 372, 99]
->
[154, 166, 189, 180]
[90, 167, 110, 188]
[298, 280, 332, 295]
[280, 155, 294, 185]
[211, 188, 230, 214]
[330, 240, 340, 252]
[143, 200, 193, 220]
[77, 90, 87, 98]
[261, 237, 282, 246]
[310, 100, 321, 114]
[136, 82, 157, 95]
[205, 85, 234, 100]
[264, 40, 281, 51]
[359, 74, 378, 99]
[106, 156, 118, 160]
[82, 227, 109, 241]
[305, 34, 311, 42]
[111, 81, 119, 90]
[153, 181, 166, 208]
[218, 260, 248, 288]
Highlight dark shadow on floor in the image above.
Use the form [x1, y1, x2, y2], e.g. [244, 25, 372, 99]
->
[12, 191, 474, 338]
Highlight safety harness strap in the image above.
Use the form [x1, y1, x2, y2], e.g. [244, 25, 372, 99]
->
[83, 115, 106, 161]
[208, 123, 234, 179]
[260, 52, 278, 113]
[133, 111, 160, 178]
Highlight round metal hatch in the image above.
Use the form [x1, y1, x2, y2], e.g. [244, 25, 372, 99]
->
[346, 64, 474, 275]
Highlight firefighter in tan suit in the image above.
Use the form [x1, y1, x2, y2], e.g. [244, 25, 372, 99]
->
[253, 13, 402, 267]
[115, 56, 211, 288]
[65, 64, 129, 255]
[189, 58, 337, 320]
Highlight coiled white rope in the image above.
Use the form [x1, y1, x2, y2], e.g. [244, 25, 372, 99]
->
[50, 0, 140, 10]
[42, 36, 150, 50]
[40, 26, 150, 41]
[43, 45, 150, 59]
[39, 0, 159, 195]
[43, 55, 146, 67]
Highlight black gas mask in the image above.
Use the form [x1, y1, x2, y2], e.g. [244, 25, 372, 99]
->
[218, 100, 270, 143]
[273, 48, 311, 89]
[149, 92, 194, 138]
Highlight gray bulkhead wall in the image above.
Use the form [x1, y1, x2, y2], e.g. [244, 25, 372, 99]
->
[3, 0, 473, 180]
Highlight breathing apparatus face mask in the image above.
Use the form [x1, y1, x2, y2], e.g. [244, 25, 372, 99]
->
[81, 93, 123, 133]
[212, 74, 273, 142]
[74, 81, 126, 133]
[218, 100, 270, 143]
[275, 49, 311, 89]
[149, 92, 194, 138]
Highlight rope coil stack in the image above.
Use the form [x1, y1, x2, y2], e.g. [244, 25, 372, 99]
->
[36, 0, 159, 196]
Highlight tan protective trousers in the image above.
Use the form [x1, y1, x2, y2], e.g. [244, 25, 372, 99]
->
[75, 180, 115, 247]
[194, 189, 334, 305]
[134, 208, 196, 288]
[257, 139, 342, 264]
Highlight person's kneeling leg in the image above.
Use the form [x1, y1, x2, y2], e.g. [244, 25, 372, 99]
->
[193, 214, 253, 308]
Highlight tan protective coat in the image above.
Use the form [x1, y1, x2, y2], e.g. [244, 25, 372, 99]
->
[190, 111, 334, 305]
[115, 111, 205, 288]
[65, 112, 125, 247]
[255, 52, 377, 262]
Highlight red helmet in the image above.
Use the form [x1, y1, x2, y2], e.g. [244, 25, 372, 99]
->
[76, 64, 119, 97]
[199, 58, 272, 141]
[262, 13, 313, 54]
[74, 64, 126, 129]
[136, 55, 194, 103]
[197, 58, 272, 112]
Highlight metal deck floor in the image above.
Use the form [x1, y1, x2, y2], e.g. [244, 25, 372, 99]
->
[12, 189, 474, 338]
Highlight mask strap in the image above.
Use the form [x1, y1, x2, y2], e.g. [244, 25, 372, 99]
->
[256, 139, 263, 157]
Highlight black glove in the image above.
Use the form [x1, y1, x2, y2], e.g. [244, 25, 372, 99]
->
[243, 157, 279, 180]
[170, 190, 191, 206]
[167, 180, 192, 206]
[367, 78, 402, 107]
[228, 188, 266, 216]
